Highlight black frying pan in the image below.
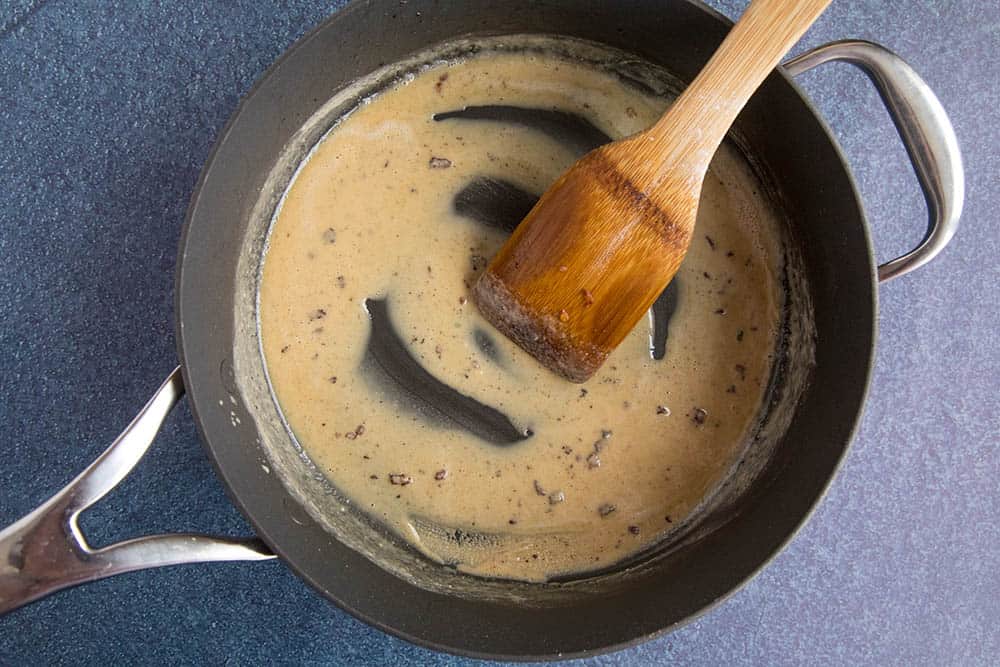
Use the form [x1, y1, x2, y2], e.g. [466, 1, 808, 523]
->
[0, 0, 961, 659]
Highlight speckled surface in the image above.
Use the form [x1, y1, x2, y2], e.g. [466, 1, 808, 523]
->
[0, 1, 996, 664]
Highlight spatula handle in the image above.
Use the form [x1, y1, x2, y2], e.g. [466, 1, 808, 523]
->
[645, 0, 831, 175]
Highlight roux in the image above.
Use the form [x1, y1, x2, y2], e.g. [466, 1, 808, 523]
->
[259, 48, 783, 581]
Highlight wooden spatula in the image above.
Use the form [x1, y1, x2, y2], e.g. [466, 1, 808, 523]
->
[472, 0, 830, 382]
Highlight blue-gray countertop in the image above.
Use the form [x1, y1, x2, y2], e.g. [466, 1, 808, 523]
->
[0, 1, 996, 664]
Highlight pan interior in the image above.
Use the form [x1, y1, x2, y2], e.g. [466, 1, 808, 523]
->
[231, 34, 815, 604]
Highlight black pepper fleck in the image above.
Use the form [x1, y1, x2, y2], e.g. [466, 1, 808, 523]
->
[389, 473, 412, 486]
[434, 72, 448, 93]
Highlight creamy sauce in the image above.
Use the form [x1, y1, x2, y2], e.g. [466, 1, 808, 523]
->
[259, 50, 783, 582]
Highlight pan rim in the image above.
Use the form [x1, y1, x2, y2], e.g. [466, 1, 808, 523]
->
[175, 0, 878, 659]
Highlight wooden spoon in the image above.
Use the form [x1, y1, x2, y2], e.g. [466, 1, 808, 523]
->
[472, 0, 830, 382]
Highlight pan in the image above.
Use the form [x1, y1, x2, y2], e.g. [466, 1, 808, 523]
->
[0, 0, 962, 659]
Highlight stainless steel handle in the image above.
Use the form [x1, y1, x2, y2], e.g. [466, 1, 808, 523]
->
[784, 40, 964, 283]
[0, 367, 275, 616]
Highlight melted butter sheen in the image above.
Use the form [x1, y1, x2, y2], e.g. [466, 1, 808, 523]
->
[259, 52, 782, 582]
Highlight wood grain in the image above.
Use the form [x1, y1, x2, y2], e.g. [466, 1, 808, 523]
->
[474, 0, 831, 382]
